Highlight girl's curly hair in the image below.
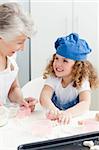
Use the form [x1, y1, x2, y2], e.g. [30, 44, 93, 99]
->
[43, 54, 99, 89]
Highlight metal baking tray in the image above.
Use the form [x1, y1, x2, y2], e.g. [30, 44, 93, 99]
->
[18, 131, 99, 150]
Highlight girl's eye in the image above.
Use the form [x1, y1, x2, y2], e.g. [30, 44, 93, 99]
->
[63, 59, 68, 63]
[55, 57, 58, 60]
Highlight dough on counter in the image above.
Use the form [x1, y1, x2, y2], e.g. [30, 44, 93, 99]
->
[78, 118, 99, 132]
[78, 119, 97, 125]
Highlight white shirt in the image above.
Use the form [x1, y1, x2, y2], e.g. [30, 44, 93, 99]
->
[45, 76, 91, 104]
[0, 57, 19, 104]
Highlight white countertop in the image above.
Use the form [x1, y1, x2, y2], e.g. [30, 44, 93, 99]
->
[0, 104, 99, 150]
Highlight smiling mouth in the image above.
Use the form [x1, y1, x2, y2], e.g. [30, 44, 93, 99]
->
[56, 68, 64, 72]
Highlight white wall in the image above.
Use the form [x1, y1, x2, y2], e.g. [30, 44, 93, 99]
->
[30, 1, 72, 79]
[30, 1, 99, 78]
[73, 1, 98, 68]
[72, 1, 99, 110]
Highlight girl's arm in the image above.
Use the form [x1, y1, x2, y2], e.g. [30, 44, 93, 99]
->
[65, 90, 91, 117]
[57, 91, 91, 124]
[40, 85, 58, 111]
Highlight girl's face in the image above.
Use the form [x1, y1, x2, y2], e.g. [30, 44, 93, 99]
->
[53, 54, 75, 78]
[0, 34, 27, 57]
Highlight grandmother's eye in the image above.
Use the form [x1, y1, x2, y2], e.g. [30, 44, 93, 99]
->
[17, 42, 23, 44]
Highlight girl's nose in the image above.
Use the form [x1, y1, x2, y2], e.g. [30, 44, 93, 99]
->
[57, 60, 63, 66]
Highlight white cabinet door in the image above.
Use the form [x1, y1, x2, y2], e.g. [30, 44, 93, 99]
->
[30, 1, 72, 79]
[73, 1, 98, 65]
[73, 1, 99, 110]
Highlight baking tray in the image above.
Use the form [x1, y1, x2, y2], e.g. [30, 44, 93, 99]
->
[18, 131, 99, 150]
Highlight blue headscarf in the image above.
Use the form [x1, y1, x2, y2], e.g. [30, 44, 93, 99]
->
[55, 33, 92, 61]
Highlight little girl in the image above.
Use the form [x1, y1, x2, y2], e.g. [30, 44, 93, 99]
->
[40, 33, 99, 124]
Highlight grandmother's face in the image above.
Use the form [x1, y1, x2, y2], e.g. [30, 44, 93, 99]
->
[0, 34, 27, 56]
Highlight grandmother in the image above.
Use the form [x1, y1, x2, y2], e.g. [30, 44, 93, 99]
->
[0, 2, 37, 111]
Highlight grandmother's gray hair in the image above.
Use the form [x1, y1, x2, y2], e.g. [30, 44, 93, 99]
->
[0, 2, 34, 41]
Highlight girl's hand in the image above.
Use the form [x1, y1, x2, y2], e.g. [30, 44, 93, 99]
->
[57, 111, 72, 124]
[46, 108, 60, 120]
[25, 97, 38, 112]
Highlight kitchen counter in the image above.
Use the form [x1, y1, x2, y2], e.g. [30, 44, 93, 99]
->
[0, 104, 99, 150]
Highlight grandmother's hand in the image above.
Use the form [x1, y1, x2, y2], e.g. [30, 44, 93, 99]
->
[24, 97, 38, 112]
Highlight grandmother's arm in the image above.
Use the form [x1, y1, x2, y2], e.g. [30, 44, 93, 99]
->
[8, 77, 28, 106]
[8, 77, 38, 111]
